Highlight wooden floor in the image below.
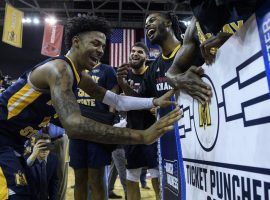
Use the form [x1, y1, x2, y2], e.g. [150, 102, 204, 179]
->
[66, 167, 156, 200]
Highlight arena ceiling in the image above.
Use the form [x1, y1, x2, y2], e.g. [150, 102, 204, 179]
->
[0, 0, 192, 28]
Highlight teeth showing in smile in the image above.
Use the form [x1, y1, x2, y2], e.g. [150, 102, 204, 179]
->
[90, 57, 98, 64]
[147, 29, 155, 37]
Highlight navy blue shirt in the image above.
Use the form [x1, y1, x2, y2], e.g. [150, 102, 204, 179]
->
[76, 63, 118, 125]
[0, 56, 80, 152]
[126, 68, 156, 130]
[139, 45, 181, 98]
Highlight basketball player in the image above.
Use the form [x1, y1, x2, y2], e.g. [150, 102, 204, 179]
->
[120, 42, 160, 200]
[117, 12, 192, 200]
[167, 0, 260, 93]
[0, 16, 180, 199]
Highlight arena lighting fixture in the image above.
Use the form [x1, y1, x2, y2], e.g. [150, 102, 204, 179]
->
[45, 16, 57, 25]
[77, 13, 87, 17]
[181, 20, 191, 27]
[33, 18, 40, 24]
[25, 17, 32, 24]
[22, 17, 40, 24]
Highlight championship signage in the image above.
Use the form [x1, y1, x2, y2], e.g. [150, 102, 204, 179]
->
[159, 2, 270, 200]
[2, 3, 24, 48]
[159, 104, 186, 200]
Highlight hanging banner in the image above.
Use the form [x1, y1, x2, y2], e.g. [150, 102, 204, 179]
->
[158, 104, 186, 200]
[41, 23, 64, 57]
[2, 3, 24, 48]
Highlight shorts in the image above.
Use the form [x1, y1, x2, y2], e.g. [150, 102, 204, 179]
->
[69, 139, 116, 169]
[125, 142, 158, 169]
[0, 146, 30, 200]
[69, 106, 117, 169]
[126, 168, 159, 182]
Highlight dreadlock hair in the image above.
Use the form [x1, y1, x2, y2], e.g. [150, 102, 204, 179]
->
[164, 12, 183, 43]
[132, 42, 149, 56]
[64, 15, 111, 50]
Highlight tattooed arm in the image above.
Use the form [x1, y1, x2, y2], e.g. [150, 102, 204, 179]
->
[78, 71, 107, 101]
[46, 60, 181, 144]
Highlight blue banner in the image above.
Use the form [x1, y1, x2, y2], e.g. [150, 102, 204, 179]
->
[158, 97, 186, 200]
[256, 0, 270, 93]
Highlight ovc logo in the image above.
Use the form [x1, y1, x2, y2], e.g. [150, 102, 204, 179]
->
[193, 75, 220, 152]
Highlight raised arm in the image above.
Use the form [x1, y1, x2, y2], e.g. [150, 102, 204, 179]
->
[167, 17, 198, 77]
[47, 60, 181, 144]
[166, 17, 212, 105]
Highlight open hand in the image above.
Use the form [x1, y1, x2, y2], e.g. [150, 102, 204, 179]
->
[175, 66, 212, 105]
[153, 90, 178, 108]
[32, 140, 48, 157]
[142, 106, 182, 144]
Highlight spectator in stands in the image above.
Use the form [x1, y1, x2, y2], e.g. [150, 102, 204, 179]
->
[25, 134, 59, 200]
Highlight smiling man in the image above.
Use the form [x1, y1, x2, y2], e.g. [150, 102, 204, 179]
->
[118, 12, 211, 105]
[117, 13, 186, 199]
[0, 16, 181, 200]
[121, 42, 161, 200]
[144, 12, 212, 105]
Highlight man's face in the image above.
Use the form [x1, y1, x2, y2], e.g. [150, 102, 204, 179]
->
[145, 13, 169, 45]
[129, 46, 147, 70]
[38, 139, 50, 160]
[76, 31, 106, 70]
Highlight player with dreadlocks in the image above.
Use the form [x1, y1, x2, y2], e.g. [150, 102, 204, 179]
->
[166, 1, 263, 104]
[116, 12, 200, 200]
[118, 11, 195, 99]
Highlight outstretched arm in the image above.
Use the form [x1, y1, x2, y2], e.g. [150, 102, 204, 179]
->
[79, 71, 175, 110]
[166, 17, 212, 105]
[47, 60, 181, 144]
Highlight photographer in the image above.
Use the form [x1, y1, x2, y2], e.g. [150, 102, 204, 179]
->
[26, 134, 59, 200]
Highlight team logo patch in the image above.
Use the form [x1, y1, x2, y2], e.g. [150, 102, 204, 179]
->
[15, 171, 27, 186]
[163, 159, 179, 195]
[199, 102, 211, 129]
[193, 75, 219, 152]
